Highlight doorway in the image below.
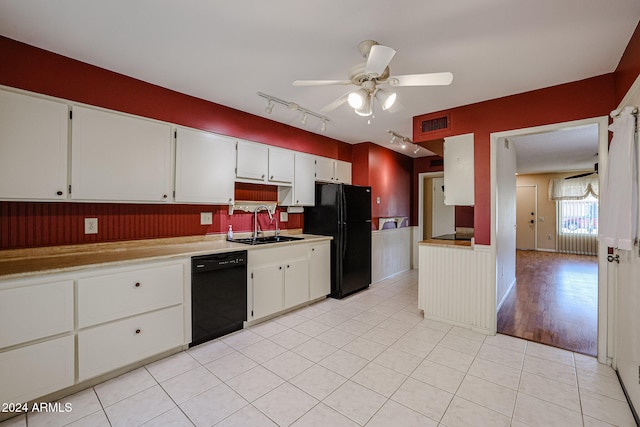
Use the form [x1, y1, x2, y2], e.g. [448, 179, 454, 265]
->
[491, 116, 609, 361]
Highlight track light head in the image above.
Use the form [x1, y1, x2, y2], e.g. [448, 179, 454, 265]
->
[321, 120, 327, 132]
[265, 100, 274, 114]
[301, 113, 308, 125]
[413, 144, 420, 154]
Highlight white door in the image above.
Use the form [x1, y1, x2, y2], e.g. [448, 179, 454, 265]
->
[432, 177, 455, 237]
[516, 186, 536, 250]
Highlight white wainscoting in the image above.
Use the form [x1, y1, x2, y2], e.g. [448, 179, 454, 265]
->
[372, 227, 412, 283]
[418, 243, 495, 334]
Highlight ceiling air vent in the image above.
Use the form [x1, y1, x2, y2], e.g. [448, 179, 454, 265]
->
[421, 115, 449, 133]
[430, 159, 443, 167]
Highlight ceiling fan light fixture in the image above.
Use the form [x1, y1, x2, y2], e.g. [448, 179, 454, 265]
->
[354, 94, 372, 116]
[376, 90, 396, 111]
[348, 89, 367, 109]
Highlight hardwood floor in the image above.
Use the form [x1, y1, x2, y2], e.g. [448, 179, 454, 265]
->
[497, 250, 598, 356]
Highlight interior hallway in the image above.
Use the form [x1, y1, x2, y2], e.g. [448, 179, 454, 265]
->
[497, 250, 598, 356]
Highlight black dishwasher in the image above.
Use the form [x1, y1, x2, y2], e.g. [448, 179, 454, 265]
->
[190, 251, 247, 347]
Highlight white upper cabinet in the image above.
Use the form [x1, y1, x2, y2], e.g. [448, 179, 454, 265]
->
[335, 160, 352, 184]
[279, 152, 316, 206]
[315, 156, 352, 184]
[236, 140, 268, 183]
[175, 127, 236, 204]
[268, 147, 294, 184]
[71, 106, 172, 202]
[443, 133, 474, 206]
[0, 89, 69, 201]
[315, 156, 335, 182]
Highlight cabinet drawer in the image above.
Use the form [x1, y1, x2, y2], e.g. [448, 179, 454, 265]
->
[77, 305, 184, 381]
[0, 280, 73, 348]
[0, 335, 74, 404]
[78, 263, 183, 328]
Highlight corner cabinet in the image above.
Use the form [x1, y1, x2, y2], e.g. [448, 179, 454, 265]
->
[70, 106, 172, 202]
[175, 127, 236, 205]
[443, 133, 474, 206]
[247, 240, 329, 323]
[0, 89, 69, 201]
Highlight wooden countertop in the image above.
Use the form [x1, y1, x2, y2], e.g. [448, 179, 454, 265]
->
[419, 238, 473, 248]
[0, 232, 332, 280]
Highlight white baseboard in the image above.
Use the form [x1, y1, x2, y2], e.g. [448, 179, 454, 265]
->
[497, 276, 516, 312]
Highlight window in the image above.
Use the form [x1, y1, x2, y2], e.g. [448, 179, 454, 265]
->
[558, 194, 598, 235]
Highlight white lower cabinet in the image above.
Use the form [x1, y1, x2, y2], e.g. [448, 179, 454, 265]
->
[248, 240, 328, 322]
[284, 258, 309, 309]
[0, 335, 74, 404]
[77, 305, 183, 381]
[251, 264, 284, 320]
[309, 242, 331, 300]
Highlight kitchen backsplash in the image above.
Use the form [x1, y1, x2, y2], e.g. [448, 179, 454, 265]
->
[0, 183, 302, 249]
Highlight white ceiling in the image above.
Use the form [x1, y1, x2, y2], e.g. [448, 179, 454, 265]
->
[510, 124, 599, 174]
[0, 1, 638, 161]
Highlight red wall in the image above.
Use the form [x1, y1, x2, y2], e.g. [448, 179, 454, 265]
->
[413, 74, 617, 245]
[0, 36, 349, 249]
[352, 143, 413, 229]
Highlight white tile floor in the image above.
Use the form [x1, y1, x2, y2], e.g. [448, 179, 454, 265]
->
[3, 270, 636, 427]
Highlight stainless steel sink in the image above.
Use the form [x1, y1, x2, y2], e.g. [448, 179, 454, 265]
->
[230, 235, 304, 245]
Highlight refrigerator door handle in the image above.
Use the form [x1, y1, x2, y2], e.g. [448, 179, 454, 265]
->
[342, 222, 347, 260]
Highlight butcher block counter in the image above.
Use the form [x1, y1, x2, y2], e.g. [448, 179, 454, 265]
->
[0, 232, 330, 279]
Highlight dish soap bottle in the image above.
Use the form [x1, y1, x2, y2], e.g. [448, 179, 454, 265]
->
[227, 225, 233, 241]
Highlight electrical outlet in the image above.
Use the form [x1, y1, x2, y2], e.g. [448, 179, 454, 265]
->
[376, 196, 381, 204]
[200, 212, 213, 225]
[84, 218, 98, 234]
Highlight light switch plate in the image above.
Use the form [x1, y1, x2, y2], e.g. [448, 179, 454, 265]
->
[376, 196, 381, 204]
[200, 212, 213, 225]
[84, 218, 98, 234]
[280, 212, 288, 222]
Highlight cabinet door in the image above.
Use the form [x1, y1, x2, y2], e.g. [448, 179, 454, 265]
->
[77, 305, 183, 381]
[175, 128, 236, 204]
[444, 133, 474, 206]
[314, 156, 335, 182]
[309, 243, 330, 300]
[335, 160, 352, 184]
[268, 147, 294, 184]
[293, 153, 316, 205]
[71, 106, 172, 202]
[0, 335, 74, 404]
[0, 280, 73, 348]
[283, 258, 309, 309]
[0, 90, 68, 200]
[251, 264, 283, 320]
[236, 140, 268, 182]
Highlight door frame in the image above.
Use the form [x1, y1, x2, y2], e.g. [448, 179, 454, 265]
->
[418, 172, 445, 243]
[515, 184, 538, 250]
[491, 115, 610, 364]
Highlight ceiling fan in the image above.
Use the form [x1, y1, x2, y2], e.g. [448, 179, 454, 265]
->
[293, 40, 453, 117]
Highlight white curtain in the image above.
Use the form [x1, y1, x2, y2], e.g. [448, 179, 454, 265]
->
[548, 177, 599, 201]
[598, 106, 638, 251]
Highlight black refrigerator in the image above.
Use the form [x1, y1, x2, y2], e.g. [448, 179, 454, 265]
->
[304, 183, 372, 298]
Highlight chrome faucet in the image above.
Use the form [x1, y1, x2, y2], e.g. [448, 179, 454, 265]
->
[253, 205, 274, 239]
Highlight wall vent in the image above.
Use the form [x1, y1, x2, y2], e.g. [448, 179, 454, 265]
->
[430, 159, 443, 167]
[421, 116, 449, 133]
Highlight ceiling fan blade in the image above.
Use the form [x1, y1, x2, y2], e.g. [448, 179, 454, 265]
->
[387, 72, 453, 87]
[320, 92, 349, 113]
[364, 45, 396, 77]
[293, 80, 351, 86]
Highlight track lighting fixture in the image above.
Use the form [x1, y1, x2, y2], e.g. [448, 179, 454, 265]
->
[387, 130, 419, 153]
[258, 92, 330, 131]
[265, 100, 274, 114]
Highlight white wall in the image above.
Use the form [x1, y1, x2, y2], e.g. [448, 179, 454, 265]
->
[372, 227, 412, 283]
[495, 137, 517, 309]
